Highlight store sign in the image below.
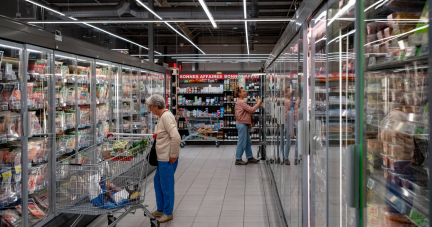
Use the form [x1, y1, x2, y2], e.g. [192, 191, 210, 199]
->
[179, 74, 238, 79]
[239, 74, 260, 79]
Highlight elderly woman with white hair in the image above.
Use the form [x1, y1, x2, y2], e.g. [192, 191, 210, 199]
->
[146, 94, 181, 223]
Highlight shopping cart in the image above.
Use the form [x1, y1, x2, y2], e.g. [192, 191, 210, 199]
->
[179, 109, 221, 148]
[56, 133, 159, 227]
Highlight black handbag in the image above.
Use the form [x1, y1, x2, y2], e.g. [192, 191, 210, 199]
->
[147, 138, 158, 166]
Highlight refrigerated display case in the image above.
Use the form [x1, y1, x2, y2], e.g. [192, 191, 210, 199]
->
[362, 0, 430, 226]
[0, 39, 166, 227]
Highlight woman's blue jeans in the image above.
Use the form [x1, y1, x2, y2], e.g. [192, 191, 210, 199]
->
[284, 123, 298, 160]
[154, 159, 178, 215]
[236, 123, 253, 160]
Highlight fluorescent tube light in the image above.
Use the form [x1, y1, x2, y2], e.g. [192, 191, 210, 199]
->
[0, 44, 22, 50]
[198, 0, 217, 28]
[173, 56, 266, 59]
[130, 54, 269, 57]
[55, 54, 76, 60]
[27, 49, 43, 53]
[136, 0, 205, 54]
[245, 21, 250, 55]
[375, 0, 390, 9]
[28, 18, 294, 24]
[25, 1, 162, 55]
[243, 0, 247, 19]
[135, 0, 163, 20]
[328, 29, 356, 44]
[26, 0, 65, 16]
[111, 49, 129, 51]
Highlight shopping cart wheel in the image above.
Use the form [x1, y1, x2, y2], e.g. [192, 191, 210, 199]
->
[180, 142, 185, 148]
[150, 218, 160, 227]
[107, 214, 117, 227]
[215, 141, 220, 148]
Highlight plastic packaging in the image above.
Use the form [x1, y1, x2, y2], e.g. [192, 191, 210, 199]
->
[382, 153, 391, 168]
[389, 157, 412, 174]
[0, 112, 10, 140]
[390, 144, 412, 160]
[389, 171, 412, 187]
[368, 139, 383, 154]
[7, 113, 20, 139]
[383, 210, 416, 227]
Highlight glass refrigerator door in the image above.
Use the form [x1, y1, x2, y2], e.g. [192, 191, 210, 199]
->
[122, 67, 132, 133]
[131, 68, 140, 133]
[363, 1, 430, 226]
[53, 52, 78, 156]
[327, 0, 356, 226]
[140, 71, 150, 134]
[0, 40, 24, 227]
[95, 61, 110, 144]
[307, 8, 328, 227]
[110, 64, 121, 134]
[26, 45, 54, 225]
[76, 58, 94, 150]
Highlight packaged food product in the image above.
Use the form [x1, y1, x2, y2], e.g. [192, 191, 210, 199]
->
[28, 59, 47, 74]
[1, 209, 21, 226]
[29, 112, 42, 135]
[55, 111, 65, 133]
[9, 84, 21, 109]
[382, 153, 391, 168]
[67, 87, 75, 103]
[389, 157, 412, 174]
[65, 110, 75, 127]
[368, 139, 383, 154]
[0, 84, 15, 108]
[403, 91, 428, 106]
[7, 113, 20, 139]
[368, 152, 382, 167]
[383, 210, 415, 226]
[0, 112, 10, 139]
[28, 198, 46, 219]
[389, 171, 412, 187]
[28, 168, 37, 192]
[381, 128, 395, 143]
[390, 144, 412, 160]
[32, 86, 44, 106]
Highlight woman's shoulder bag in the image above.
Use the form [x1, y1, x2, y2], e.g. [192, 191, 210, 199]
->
[147, 134, 158, 166]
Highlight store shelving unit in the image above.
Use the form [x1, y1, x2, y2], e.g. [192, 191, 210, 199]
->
[176, 73, 264, 144]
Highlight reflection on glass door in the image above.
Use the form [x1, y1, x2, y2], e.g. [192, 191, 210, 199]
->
[327, 0, 356, 226]
[307, 7, 328, 227]
[363, 1, 430, 226]
[95, 61, 110, 144]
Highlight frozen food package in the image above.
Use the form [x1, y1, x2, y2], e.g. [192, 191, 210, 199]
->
[9, 84, 21, 109]
[383, 210, 416, 226]
[29, 112, 42, 135]
[77, 66, 89, 77]
[7, 113, 20, 139]
[390, 144, 413, 160]
[28, 168, 38, 193]
[78, 86, 89, 101]
[382, 153, 391, 168]
[389, 157, 412, 175]
[65, 110, 75, 127]
[28, 198, 46, 219]
[67, 87, 76, 104]
[55, 111, 65, 133]
[0, 111, 10, 139]
[35, 164, 47, 189]
[367, 139, 383, 154]
[55, 61, 63, 74]
[27, 59, 47, 74]
[0, 164, 12, 189]
[0, 84, 15, 108]
[1, 209, 21, 226]
[33, 189, 49, 210]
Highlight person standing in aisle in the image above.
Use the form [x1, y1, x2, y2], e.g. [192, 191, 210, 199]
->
[283, 87, 295, 165]
[147, 94, 181, 223]
[234, 87, 263, 165]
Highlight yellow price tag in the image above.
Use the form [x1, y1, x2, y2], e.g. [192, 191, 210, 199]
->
[368, 153, 372, 160]
[2, 171, 12, 178]
[15, 167, 21, 172]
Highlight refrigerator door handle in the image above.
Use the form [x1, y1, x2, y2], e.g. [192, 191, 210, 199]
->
[298, 120, 309, 156]
[346, 144, 359, 208]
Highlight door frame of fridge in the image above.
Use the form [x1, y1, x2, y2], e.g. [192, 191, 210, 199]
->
[429, 0, 432, 226]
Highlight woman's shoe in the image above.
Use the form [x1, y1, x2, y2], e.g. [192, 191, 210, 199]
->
[151, 210, 163, 217]
[248, 157, 260, 163]
[284, 159, 290, 165]
[235, 159, 248, 165]
[157, 214, 173, 223]
[294, 159, 299, 165]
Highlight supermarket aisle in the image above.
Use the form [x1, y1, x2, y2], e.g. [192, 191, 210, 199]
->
[88, 145, 282, 227]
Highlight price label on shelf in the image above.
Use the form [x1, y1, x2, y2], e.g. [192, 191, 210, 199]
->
[367, 178, 376, 190]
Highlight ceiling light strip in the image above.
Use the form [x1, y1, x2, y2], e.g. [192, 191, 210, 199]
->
[243, 0, 249, 55]
[198, 0, 217, 28]
[136, 0, 205, 54]
[25, 1, 162, 55]
[26, 0, 65, 16]
[28, 18, 294, 23]
[131, 54, 269, 56]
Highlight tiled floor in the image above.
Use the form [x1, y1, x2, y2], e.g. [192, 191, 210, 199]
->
[88, 145, 283, 227]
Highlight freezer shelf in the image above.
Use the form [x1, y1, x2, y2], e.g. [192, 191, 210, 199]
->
[367, 172, 429, 226]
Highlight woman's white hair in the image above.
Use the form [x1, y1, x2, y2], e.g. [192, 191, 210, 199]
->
[147, 94, 166, 109]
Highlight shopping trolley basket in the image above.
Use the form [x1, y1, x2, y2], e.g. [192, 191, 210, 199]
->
[179, 109, 221, 148]
[56, 133, 159, 227]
